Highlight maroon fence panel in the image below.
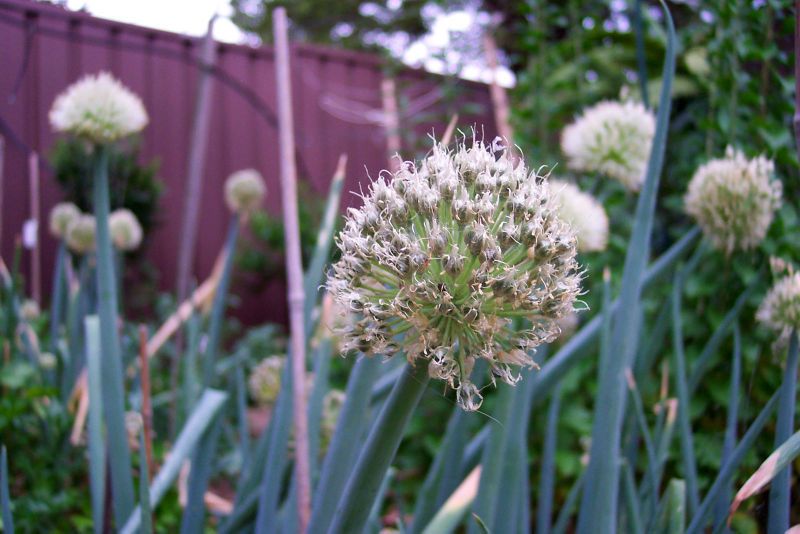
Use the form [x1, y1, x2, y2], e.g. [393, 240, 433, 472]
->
[0, 0, 498, 325]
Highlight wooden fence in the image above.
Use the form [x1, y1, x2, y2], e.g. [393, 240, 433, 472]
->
[0, 0, 498, 324]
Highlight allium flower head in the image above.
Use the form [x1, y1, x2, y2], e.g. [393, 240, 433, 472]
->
[49, 72, 148, 143]
[248, 356, 284, 405]
[321, 389, 345, 450]
[109, 208, 143, 251]
[225, 169, 267, 216]
[685, 147, 781, 254]
[39, 352, 57, 370]
[66, 214, 97, 254]
[20, 299, 40, 321]
[756, 271, 800, 340]
[550, 179, 609, 252]
[49, 202, 81, 239]
[561, 100, 655, 190]
[326, 138, 583, 411]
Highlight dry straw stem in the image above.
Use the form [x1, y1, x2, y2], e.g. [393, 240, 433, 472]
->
[69, 371, 89, 445]
[273, 7, 311, 531]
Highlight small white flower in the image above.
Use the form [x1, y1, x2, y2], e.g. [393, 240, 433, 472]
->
[39, 352, 58, 370]
[685, 147, 782, 254]
[49, 72, 148, 143]
[65, 214, 97, 254]
[550, 179, 609, 252]
[109, 209, 143, 251]
[225, 169, 267, 216]
[757, 271, 800, 340]
[49, 202, 81, 239]
[561, 100, 655, 190]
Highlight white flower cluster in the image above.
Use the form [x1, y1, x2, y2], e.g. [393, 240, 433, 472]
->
[550, 179, 609, 253]
[561, 100, 655, 190]
[685, 147, 782, 254]
[66, 214, 97, 254]
[49, 202, 81, 239]
[326, 138, 583, 411]
[49, 72, 148, 144]
[109, 209, 143, 251]
[225, 169, 267, 216]
[757, 271, 800, 340]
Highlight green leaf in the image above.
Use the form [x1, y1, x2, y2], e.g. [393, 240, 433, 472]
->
[420, 467, 482, 534]
[120, 389, 228, 534]
[1, 445, 13, 534]
[327, 362, 430, 534]
[307, 355, 382, 533]
[766, 330, 797, 533]
[577, 3, 676, 531]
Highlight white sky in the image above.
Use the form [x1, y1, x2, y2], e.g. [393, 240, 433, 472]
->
[63, 0, 514, 86]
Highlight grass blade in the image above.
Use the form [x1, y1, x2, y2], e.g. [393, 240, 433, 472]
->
[632, 0, 649, 108]
[577, 3, 675, 531]
[621, 460, 644, 534]
[552, 471, 586, 534]
[203, 215, 239, 388]
[121, 389, 228, 534]
[328, 362, 430, 534]
[712, 323, 741, 532]
[625, 370, 659, 514]
[468, 383, 515, 534]
[421, 467, 481, 534]
[303, 154, 347, 335]
[1, 446, 13, 534]
[766, 330, 798, 534]
[307, 338, 334, 482]
[656, 479, 686, 534]
[235, 359, 251, 472]
[688, 282, 756, 394]
[535, 384, 563, 534]
[254, 359, 294, 534]
[687, 390, 780, 533]
[92, 144, 135, 525]
[84, 316, 106, 533]
[670, 269, 700, 514]
[180, 412, 223, 534]
[307, 355, 382, 532]
[730, 426, 800, 520]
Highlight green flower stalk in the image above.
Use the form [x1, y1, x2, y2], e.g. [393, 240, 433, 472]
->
[49, 71, 148, 525]
[326, 138, 583, 411]
[685, 147, 782, 254]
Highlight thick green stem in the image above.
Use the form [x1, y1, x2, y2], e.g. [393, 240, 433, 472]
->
[328, 361, 430, 534]
[92, 144, 135, 525]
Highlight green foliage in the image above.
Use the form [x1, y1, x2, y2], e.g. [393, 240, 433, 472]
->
[236, 181, 338, 289]
[49, 137, 163, 237]
[229, 0, 429, 53]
